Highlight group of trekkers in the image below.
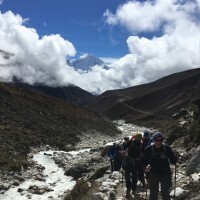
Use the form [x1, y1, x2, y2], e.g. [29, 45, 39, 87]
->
[107, 130, 178, 200]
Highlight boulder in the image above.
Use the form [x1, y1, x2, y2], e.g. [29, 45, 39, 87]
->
[64, 163, 90, 180]
[186, 146, 200, 175]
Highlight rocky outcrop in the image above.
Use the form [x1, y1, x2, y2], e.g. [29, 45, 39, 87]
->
[186, 145, 200, 175]
[172, 108, 190, 119]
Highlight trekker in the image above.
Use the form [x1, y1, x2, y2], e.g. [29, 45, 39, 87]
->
[122, 136, 129, 151]
[123, 133, 145, 197]
[107, 143, 122, 172]
[142, 130, 153, 149]
[143, 132, 178, 200]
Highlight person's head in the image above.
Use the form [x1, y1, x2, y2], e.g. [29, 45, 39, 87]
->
[143, 130, 150, 138]
[153, 132, 164, 148]
[134, 132, 142, 142]
[124, 136, 129, 142]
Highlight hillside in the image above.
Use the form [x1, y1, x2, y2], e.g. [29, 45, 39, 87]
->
[88, 68, 200, 125]
[12, 80, 96, 106]
[0, 82, 120, 171]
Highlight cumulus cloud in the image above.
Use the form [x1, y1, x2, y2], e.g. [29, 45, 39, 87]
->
[1, 0, 200, 95]
[0, 10, 136, 94]
[99, 57, 119, 65]
[104, 0, 200, 85]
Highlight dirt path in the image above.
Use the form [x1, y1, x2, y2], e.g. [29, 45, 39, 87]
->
[115, 170, 150, 200]
[116, 181, 150, 200]
[120, 101, 171, 120]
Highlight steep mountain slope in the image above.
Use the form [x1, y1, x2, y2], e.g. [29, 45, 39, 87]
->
[72, 55, 105, 71]
[0, 82, 119, 171]
[88, 68, 200, 123]
[12, 80, 96, 106]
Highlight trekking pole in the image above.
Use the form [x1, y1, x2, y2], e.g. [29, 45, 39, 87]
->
[173, 164, 177, 199]
[145, 187, 148, 200]
[121, 169, 124, 185]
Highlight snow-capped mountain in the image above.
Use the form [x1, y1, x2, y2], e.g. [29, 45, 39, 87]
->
[70, 55, 107, 71]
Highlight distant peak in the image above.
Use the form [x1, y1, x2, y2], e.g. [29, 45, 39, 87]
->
[71, 54, 105, 71]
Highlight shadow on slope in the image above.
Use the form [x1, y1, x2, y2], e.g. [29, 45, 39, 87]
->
[0, 83, 120, 171]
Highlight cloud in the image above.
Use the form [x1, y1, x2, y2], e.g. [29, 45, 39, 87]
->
[1, 0, 200, 95]
[99, 57, 119, 65]
[0, 11, 76, 85]
[103, 0, 200, 85]
[0, 10, 134, 94]
[0, 0, 3, 5]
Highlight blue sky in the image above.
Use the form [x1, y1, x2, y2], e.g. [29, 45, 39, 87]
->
[0, 0, 200, 94]
[0, 0, 129, 58]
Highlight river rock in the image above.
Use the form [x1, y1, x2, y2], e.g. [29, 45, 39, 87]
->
[13, 175, 25, 182]
[170, 187, 189, 199]
[64, 163, 90, 180]
[0, 183, 10, 190]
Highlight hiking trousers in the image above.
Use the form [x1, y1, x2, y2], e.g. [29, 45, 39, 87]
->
[110, 158, 114, 172]
[148, 173, 172, 200]
[124, 159, 145, 192]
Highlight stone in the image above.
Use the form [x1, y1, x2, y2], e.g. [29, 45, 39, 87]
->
[64, 162, 90, 180]
[92, 192, 105, 200]
[186, 146, 200, 175]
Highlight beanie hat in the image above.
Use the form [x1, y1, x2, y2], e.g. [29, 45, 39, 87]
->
[143, 130, 149, 137]
[135, 132, 142, 138]
[153, 132, 164, 140]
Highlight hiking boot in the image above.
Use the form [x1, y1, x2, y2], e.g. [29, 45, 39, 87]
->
[132, 190, 136, 195]
[142, 182, 146, 188]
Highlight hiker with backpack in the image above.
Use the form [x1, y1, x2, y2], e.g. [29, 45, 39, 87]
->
[142, 130, 153, 149]
[143, 132, 178, 200]
[107, 143, 122, 172]
[122, 133, 145, 197]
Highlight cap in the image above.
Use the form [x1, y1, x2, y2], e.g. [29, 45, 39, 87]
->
[153, 132, 164, 140]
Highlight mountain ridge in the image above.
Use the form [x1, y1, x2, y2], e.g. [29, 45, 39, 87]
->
[88, 68, 200, 125]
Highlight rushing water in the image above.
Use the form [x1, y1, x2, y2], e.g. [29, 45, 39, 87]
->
[0, 149, 92, 200]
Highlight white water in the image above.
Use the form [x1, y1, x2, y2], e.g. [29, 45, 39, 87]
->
[0, 150, 85, 200]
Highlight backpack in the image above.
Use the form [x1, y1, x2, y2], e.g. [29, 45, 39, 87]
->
[113, 145, 122, 171]
[150, 143, 167, 161]
[143, 136, 154, 149]
[128, 140, 143, 159]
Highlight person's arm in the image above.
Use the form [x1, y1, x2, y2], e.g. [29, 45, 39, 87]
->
[143, 147, 151, 168]
[167, 146, 177, 164]
[107, 146, 112, 157]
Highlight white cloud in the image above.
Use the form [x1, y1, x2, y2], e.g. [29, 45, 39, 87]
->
[1, 0, 200, 95]
[0, 0, 3, 5]
[0, 10, 138, 94]
[99, 57, 119, 65]
[103, 0, 200, 86]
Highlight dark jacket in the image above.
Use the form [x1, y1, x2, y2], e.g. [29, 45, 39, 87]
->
[143, 144, 177, 175]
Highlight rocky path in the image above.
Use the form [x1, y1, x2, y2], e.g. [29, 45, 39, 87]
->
[1, 120, 200, 199]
